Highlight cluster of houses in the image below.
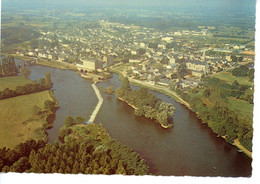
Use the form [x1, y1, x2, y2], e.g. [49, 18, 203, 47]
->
[15, 20, 255, 89]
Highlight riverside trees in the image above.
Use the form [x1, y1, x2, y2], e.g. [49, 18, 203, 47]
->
[0, 56, 17, 77]
[1, 123, 149, 175]
[0, 74, 53, 100]
[183, 76, 253, 151]
[116, 77, 175, 128]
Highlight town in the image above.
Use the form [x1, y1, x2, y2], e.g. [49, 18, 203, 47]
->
[14, 19, 255, 89]
[0, 0, 256, 178]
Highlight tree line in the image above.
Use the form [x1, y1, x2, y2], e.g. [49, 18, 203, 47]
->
[0, 72, 53, 100]
[0, 119, 149, 175]
[202, 77, 253, 104]
[231, 64, 254, 82]
[116, 77, 175, 128]
[0, 56, 17, 77]
[176, 77, 253, 151]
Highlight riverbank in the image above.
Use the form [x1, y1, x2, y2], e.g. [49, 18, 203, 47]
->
[86, 83, 104, 124]
[9, 54, 78, 71]
[0, 89, 58, 148]
[233, 139, 252, 158]
[110, 67, 191, 109]
[110, 66, 252, 158]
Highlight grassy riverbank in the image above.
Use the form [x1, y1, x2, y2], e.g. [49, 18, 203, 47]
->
[0, 90, 57, 148]
[8, 54, 78, 71]
[0, 76, 58, 148]
[36, 59, 77, 71]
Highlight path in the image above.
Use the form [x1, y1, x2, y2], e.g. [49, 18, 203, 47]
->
[111, 66, 190, 108]
[86, 83, 104, 124]
[130, 78, 191, 108]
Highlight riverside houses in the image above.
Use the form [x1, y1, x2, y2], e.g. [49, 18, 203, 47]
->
[76, 58, 103, 72]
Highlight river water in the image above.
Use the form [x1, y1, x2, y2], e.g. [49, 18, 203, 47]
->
[11, 58, 252, 176]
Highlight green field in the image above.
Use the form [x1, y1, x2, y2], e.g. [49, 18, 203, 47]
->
[211, 71, 253, 86]
[228, 97, 254, 117]
[0, 90, 54, 148]
[0, 76, 34, 91]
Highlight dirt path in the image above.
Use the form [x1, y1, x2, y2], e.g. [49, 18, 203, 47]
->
[233, 139, 252, 159]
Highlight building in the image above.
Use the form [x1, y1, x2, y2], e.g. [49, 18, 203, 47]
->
[103, 55, 114, 66]
[76, 58, 103, 71]
[186, 60, 209, 78]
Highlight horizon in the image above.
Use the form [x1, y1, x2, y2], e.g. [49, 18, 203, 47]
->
[2, 0, 256, 15]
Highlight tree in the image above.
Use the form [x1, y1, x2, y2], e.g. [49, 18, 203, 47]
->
[105, 86, 114, 95]
[238, 56, 243, 62]
[248, 68, 254, 82]
[231, 54, 237, 62]
[160, 56, 169, 65]
[30, 39, 39, 49]
[20, 66, 31, 78]
[64, 116, 74, 127]
[148, 42, 158, 49]
[75, 116, 85, 124]
[9, 56, 16, 75]
[44, 100, 56, 112]
[177, 63, 187, 79]
[137, 48, 146, 55]
[45, 72, 52, 89]
[121, 77, 130, 90]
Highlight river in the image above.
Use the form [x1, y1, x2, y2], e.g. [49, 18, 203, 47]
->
[11, 58, 252, 176]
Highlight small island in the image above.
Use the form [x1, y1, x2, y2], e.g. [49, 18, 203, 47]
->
[116, 77, 175, 128]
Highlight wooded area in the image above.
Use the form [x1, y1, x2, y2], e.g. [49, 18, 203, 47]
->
[0, 121, 149, 175]
[116, 77, 175, 128]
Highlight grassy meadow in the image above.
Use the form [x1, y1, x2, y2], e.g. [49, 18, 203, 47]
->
[228, 97, 254, 117]
[211, 71, 253, 86]
[0, 90, 54, 148]
[0, 76, 34, 91]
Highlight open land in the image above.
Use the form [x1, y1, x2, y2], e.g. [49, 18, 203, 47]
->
[0, 76, 34, 91]
[0, 77, 56, 148]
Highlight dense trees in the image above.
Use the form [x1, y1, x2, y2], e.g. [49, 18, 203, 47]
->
[231, 64, 254, 82]
[177, 63, 188, 79]
[45, 72, 52, 89]
[0, 56, 17, 77]
[1, 27, 40, 47]
[1, 123, 149, 175]
[148, 42, 158, 49]
[202, 77, 253, 104]
[116, 77, 175, 128]
[232, 65, 248, 77]
[182, 76, 253, 150]
[0, 140, 46, 172]
[104, 86, 114, 95]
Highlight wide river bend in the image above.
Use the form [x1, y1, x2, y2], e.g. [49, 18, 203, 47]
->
[14, 58, 251, 176]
